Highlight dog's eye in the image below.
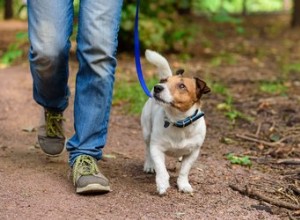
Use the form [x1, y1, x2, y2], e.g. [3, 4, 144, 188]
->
[178, 83, 186, 90]
[159, 78, 168, 83]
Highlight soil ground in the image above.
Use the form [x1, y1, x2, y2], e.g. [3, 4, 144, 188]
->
[0, 16, 299, 219]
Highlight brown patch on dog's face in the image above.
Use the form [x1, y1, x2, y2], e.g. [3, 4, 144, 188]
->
[165, 76, 201, 112]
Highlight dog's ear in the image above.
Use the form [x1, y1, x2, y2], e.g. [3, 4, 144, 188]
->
[194, 77, 211, 99]
[176, 69, 184, 75]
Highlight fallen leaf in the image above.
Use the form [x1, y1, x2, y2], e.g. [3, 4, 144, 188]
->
[103, 154, 117, 159]
[220, 137, 236, 145]
[22, 126, 36, 133]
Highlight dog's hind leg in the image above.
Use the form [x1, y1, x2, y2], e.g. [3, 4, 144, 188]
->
[141, 100, 155, 173]
[177, 149, 200, 193]
[143, 140, 155, 173]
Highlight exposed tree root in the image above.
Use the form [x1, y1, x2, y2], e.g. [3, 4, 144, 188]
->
[229, 184, 300, 210]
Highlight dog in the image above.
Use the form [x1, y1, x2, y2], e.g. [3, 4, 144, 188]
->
[141, 50, 210, 195]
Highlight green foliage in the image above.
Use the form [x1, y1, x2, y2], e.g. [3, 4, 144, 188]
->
[246, 0, 283, 12]
[211, 11, 243, 24]
[1, 44, 23, 65]
[283, 62, 300, 74]
[15, 31, 28, 40]
[225, 109, 243, 122]
[117, 0, 283, 52]
[259, 81, 287, 95]
[113, 76, 158, 115]
[210, 82, 228, 95]
[217, 95, 253, 124]
[120, 1, 196, 52]
[210, 51, 237, 67]
[193, 0, 283, 14]
[210, 10, 246, 35]
[0, 31, 28, 67]
[226, 153, 252, 167]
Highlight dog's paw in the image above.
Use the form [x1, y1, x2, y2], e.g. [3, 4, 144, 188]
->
[143, 161, 155, 173]
[179, 184, 193, 193]
[144, 166, 155, 173]
[157, 183, 170, 195]
[178, 184, 193, 193]
[177, 179, 193, 193]
[156, 175, 170, 195]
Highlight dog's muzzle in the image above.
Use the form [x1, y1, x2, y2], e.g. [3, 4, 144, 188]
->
[154, 85, 164, 94]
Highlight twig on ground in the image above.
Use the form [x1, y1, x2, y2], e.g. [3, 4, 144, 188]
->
[236, 132, 300, 147]
[277, 158, 300, 165]
[282, 126, 300, 134]
[289, 185, 300, 195]
[288, 211, 297, 220]
[269, 119, 276, 132]
[236, 134, 283, 147]
[277, 133, 300, 144]
[276, 188, 299, 205]
[255, 121, 262, 137]
[229, 183, 300, 210]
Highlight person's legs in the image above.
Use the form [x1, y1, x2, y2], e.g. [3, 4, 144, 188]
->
[67, 0, 123, 194]
[28, 0, 74, 156]
[28, 0, 73, 112]
[66, 0, 123, 166]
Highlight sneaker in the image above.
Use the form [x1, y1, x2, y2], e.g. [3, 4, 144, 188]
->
[38, 109, 65, 156]
[73, 155, 111, 194]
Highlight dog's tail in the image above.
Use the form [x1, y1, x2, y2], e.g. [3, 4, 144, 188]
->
[145, 49, 172, 79]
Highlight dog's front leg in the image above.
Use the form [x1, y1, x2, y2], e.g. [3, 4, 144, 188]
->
[177, 148, 200, 193]
[150, 146, 170, 195]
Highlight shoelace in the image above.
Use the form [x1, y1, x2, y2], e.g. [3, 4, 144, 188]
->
[45, 111, 65, 137]
[73, 155, 99, 185]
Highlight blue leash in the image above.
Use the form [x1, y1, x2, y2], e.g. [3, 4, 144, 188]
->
[134, 0, 152, 98]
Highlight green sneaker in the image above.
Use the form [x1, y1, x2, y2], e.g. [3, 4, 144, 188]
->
[38, 109, 66, 156]
[73, 155, 111, 194]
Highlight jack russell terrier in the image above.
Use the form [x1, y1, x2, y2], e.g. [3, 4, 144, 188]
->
[141, 50, 210, 195]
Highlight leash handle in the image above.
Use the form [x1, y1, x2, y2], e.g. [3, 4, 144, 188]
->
[134, 0, 152, 98]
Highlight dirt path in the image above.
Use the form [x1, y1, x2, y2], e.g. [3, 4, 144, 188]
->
[0, 63, 280, 220]
[1, 17, 300, 220]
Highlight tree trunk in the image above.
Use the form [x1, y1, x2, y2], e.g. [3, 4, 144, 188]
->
[4, 0, 14, 20]
[176, 0, 192, 15]
[242, 0, 247, 16]
[291, 0, 300, 27]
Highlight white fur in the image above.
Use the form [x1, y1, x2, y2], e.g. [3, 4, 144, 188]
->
[145, 49, 172, 79]
[141, 50, 207, 195]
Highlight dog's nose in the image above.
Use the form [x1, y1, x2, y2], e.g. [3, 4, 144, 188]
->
[154, 85, 164, 93]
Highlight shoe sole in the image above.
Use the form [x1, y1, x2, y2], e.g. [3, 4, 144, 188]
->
[76, 184, 111, 194]
[38, 139, 66, 157]
[43, 147, 65, 157]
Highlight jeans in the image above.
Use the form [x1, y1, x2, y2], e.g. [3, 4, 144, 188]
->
[28, 0, 123, 166]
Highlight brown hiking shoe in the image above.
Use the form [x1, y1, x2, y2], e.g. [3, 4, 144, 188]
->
[73, 155, 111, 194]
[38, 109, 65, 156]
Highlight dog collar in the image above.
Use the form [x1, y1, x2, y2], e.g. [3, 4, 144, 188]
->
[164, 110, 205, 128]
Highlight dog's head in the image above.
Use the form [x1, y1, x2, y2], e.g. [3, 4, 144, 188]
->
[153, 69, 210, 112]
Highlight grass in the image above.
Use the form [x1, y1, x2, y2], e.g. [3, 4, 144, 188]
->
[259, 81, 287, 95]
[226, 153, 252, 167]
[113, 76, 158, 115]
[283, 62, 300, 74]
[209, 81, 253, 124]
[0, 32, 28, 68]
[209, 51, 237, 67]
[0, 44, 23, 67]
[210, 82, 228, 95]
[217, 95, 253, 124]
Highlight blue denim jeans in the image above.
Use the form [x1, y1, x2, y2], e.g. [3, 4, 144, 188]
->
[28, 0, 123, 166]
